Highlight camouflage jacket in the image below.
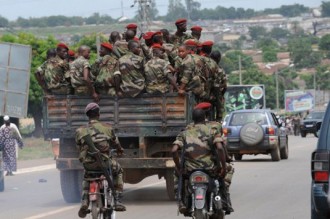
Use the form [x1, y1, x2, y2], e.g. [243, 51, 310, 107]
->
[173, 32, 193, 46]
[179, 54, 205, 97]
[70, 56, 91, 88]
[144, 57, 171, 94]
[91, 55, 119, 88]
[75, 120, 120, 163]
[173, 123, 222, 172]
[118, 52, 145, 97]
[114, 40, 129, 57]
[43, 56, 70, 89]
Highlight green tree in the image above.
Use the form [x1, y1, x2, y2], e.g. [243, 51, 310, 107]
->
[0, 16, 9, 28]
[249, 26, 267, 41]
[263, 49, 277, 62]
[270, 27, 290, 40]
[319, 34, 330, 50]
[322, 1, 330, 17]
[301, 65, 330, 90]
[165, 0, 187, 21]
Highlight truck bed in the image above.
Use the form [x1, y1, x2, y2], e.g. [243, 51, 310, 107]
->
[43, 93, 195, 139]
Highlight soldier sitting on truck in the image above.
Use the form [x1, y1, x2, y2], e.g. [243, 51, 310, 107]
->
[76, 103, 126, 218]
[118, 40, 145, 97]
[35, 48, 56, 94]
[91, 42, 121, 97]
[144, 44, 178, 94]
[37, 43, 72, 95]
[70, 45, 99, 102]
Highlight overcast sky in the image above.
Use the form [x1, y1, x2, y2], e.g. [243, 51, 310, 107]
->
[0, 0, 324, 21]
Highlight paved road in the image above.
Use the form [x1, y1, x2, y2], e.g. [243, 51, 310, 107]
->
[0, 135, 317, 219]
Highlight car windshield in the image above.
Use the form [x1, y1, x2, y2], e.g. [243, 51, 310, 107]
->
[229, 112, 267, 126]
[306, 112, 325, 120]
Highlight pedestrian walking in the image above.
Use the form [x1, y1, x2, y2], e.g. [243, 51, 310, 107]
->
[0, 115, 24, 176]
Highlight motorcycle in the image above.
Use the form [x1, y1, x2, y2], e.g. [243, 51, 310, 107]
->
[180, 169, 225, 219]
[85, 150, 117, 219]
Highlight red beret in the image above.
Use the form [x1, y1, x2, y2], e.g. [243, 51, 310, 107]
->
[191, 26, 202, 32]
[151, 43, 164, 50]
[184, 39, 198, 47]
[202, 41, 214, 47]
[143, 31, 154, 40]
[152, 31, 163, 37]
[194, 102, 212, 110]
[133, 36, 140, 42]
[175, 18, 187, 25]
[68, 50, 75, 57]
[57, 43, 69, 50]
[126, 23, 137, 29]
[101, 42, 113, 51]
[85, 102, 100, 114]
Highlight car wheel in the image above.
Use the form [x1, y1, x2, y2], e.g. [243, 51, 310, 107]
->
[234, 154, 242, 161]
[311, 195, 327, 219]
[280, 138, 289, 160]
[301, 131, 306, 138]
[271, 144, 281, 161]
[239, 123, 264, 146]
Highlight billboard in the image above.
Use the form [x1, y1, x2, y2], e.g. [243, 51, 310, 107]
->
[0, 42, 32, 118]
[284, 90, 314, 112]
[224, 85, 265, 113]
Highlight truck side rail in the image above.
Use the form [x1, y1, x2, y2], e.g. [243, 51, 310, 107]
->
[43, 93, 195, 139]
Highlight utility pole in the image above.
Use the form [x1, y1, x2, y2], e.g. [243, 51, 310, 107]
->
[239, 55, 242, 85]
[314, 71, 316, 108]
[131, 0, 152, 33]
[276, 70, 279, 111]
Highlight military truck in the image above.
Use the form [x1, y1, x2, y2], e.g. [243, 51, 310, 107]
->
[42, 93, 195, 202]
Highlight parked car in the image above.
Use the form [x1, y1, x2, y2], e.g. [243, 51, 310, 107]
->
[301, 111, 325, 138]
[222, 109, 288, 161]
[311, 105, 330, 218]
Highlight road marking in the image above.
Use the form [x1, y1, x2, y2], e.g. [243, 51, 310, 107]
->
[23, 180, 165, 218]
[24, 206, 76, 219]
[16, 164, 56, 175]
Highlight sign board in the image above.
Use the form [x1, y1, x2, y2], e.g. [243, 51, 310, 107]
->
[224, 85, 266, 113]
[0, 42, 31, 118]
[284, 90, 314, 112]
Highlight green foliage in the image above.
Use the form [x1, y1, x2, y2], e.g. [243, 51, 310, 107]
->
[263, 4, 309, 17]
[257, 37, 279, 49]
[319, 34, 330, 51]
[165, 0, 187, 21]
[269, 27, 290, 40]
[249, 26, 267, 41]
[322, 1, 330, 17]
[263, 49, 278, 62]
[0, 16, 9, 28]
[302, 65, 330, 90]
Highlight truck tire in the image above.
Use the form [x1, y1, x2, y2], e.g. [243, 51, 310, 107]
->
[60, 170, 81, 203]
[239, 123, 263, 146]
[0, 170, 4, 192]
[165, 170, 175, 201]
[271, 144, 281, 161]
[280, 139, 289, 160]
[301, 131, 306, 138]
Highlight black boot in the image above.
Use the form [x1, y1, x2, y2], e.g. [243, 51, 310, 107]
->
[78, 195, 90, 218]
[223, 192, 234, 215]
[114, 192, 126, 211]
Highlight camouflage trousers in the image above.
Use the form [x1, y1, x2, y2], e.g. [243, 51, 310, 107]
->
[51, 86, 73, 95]
[74, 86, 91, 95]
[81, 158, 124, 203]
[95, 87, 116, 97]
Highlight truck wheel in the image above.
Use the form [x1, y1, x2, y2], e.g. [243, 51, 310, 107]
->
[0, 170, 4, 192]
[60, 170, 81, 203]
[271, 144, 281, 161]
[301, 131, 306, 138]
[280, 139, 289, 160]
[234, 154, 243, 161]
[165, 170, 175, 201]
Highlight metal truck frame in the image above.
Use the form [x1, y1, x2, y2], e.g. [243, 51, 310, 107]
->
[43, 93, 195, 202]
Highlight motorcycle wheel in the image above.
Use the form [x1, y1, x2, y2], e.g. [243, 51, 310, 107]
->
[91, 199, 102, 219]
[194, 209, 209, 219]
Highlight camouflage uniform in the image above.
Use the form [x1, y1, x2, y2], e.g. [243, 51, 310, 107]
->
[118, 52, 145, 97]
[173, 32, 193, 46]
[215, 66, 227, 120]
[91, 55, 119, 96]
[140, 42, 153, 61]
[179, 54, 207, 100]
[144, 57, 172, 94]
[43, 55, 71, 95]
[163, 43, 178, 66]
[75, 120, 124, 203]
[114, 40, 129, 57]
[70, 56, 91, 95]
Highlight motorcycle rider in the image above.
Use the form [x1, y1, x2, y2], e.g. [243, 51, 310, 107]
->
[172, 108, 227, 214]
[76, 102, 126, 218]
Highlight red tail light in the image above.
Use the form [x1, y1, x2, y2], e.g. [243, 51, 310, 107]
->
[266, 127, 275, 135]
[90, 182, 97, 193]
[312, 151, 329, 183]
[223, 128, 231, 137]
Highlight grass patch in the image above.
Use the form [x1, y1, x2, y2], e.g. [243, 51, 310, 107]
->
[18, 137, 53, 160]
